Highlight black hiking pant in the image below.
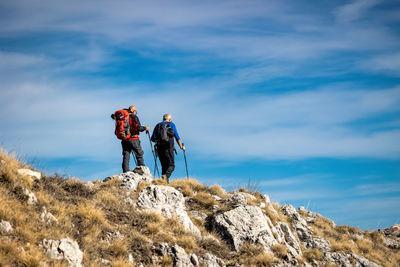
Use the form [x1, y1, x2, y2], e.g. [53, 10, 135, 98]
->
[122, 139, 144, 172]
[156, 144, 175, 179]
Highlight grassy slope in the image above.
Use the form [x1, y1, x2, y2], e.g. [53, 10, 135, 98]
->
[0, 150, 399, 266]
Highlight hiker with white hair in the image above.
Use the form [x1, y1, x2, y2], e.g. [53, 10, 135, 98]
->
[151, 113, 185, 182]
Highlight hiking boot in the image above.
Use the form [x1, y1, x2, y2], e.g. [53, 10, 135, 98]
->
[161, 174, 168, 183]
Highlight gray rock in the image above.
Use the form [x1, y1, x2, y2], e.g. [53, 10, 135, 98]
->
[212, 195, 222, 201]
[212, 205, 220, 212]
[212, 205, 277, 252]
[325, 252, 353, 267]
[190, 253, 199, 266]
[324, 252, 381, 267]
[190, 210, 208, 220]
[281, 204, 313, 244]
[171, 244, 193, 267]
[274, 222, 302, 257]
[199, 253, 226, 267]
[43, 238, 83, 267]
[40, 207, 58, 224]
[383, 237, 400, 249]
[309, 237, 331, 253]
[0, 220, 13, 234]
[23, 188, 37, 205]
[350, 253, 381, 267]
[137, 185, 201, 236]
[261, 194, 271, 204]
[226, 193, 247, 208]
[18, 168, 41, 180]
[119, 166, 153, 190]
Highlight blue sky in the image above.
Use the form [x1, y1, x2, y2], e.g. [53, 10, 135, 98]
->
[0, 0, 399, 230]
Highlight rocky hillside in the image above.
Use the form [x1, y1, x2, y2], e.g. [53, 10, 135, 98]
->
[0, 150, 399, 267]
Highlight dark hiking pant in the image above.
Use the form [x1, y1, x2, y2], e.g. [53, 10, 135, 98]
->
[157, 145, 175, 179]
[122, 139, 144, 173]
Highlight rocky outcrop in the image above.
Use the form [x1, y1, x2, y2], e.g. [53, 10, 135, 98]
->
[324, 252, 380, 267]
[281, 204, 313, 246]
[0, 220, 13, 234]
[137, 185, 201, 236]
[40, 207, 58, 224]
[383, 237, 400, 249]
[212, 205, 277, 252]
[104, 166, 153, 191]
[274, 222, 302, 257]
[18, 168, 41, 180]
[152, 243, 225, 267]
[120, 166, 153, 190]
[42, 238, 83, 267]
[199, 253, 226, 267]
[23, 188, 37, 205]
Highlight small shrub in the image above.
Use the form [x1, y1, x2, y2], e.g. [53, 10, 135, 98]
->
[271, 243, 287, 259]
[263, 206, 278, 225]
[161, 255, 173, 266]
[176, 235, 196, 251]
[254, 253, 275, 266]
[191, 191, 216, 211]
[170, 178, 205, 197]
[304, 248, 324, 261]
[207, 185, 226, 198]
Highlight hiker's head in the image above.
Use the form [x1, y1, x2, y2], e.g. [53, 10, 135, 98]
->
[128, 105, 137, 114]
[163, 113, 172, 122]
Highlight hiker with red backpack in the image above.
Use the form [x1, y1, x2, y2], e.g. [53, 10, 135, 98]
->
[112, 106, 149, 173]
[151, 113, 185, 183]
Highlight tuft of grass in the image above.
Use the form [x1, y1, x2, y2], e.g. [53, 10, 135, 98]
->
[191, 191, 217, 211]
[104, 239, 128, 258]
[254, 253, 275, 267]
[176, 235, 196, 251]
[263, 205, 279, 225]
[170, 178, 205, 197]
[303, 248, 324, 262]
[160, 255, 173, 266]
[207, 185, 226, 198]
[271, 243, 287, 259]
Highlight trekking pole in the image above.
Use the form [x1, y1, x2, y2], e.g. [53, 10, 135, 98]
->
[182, 143, 189, 180]
[146, 131, 160, 178]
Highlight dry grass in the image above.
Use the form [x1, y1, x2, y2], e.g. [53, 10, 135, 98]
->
[207, 184, 226, 198]
[170, 178, 206, 197]
[254, 253, 275, 266]
[271, 243, 287, 259]
[303, 248, 324, 261]
[263, 205, 279, 225]
[191, 191, 217, 211]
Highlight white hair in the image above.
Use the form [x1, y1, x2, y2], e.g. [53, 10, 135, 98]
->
[163, 113, 171, 121]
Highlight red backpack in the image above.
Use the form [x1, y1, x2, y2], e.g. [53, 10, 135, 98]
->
[114, 109, 139, 140]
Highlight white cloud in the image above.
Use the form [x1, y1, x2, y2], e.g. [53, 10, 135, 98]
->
[0, 80, 399, 161]
[356, 182, 400, 195]
[334, 0, 380, 23]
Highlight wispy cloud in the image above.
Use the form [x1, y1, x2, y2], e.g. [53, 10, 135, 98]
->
[356, 182, 400, 195]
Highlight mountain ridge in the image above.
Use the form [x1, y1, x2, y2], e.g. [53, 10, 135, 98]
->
[0, 149, 399, 266]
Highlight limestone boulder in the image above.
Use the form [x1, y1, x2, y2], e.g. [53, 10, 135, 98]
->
[212, 205, 277, 252]
[18, 168, 41, 180]
[137, 185, 201, 236]
[40, 207, 58, 224]
[0, 220, 13, 234]
[42, 238, 83, 267]
[23, 188, 37, 205]
[281, 204, 313, 245]
[273, 222, 302, 257]
[199, 253, 226, 267]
